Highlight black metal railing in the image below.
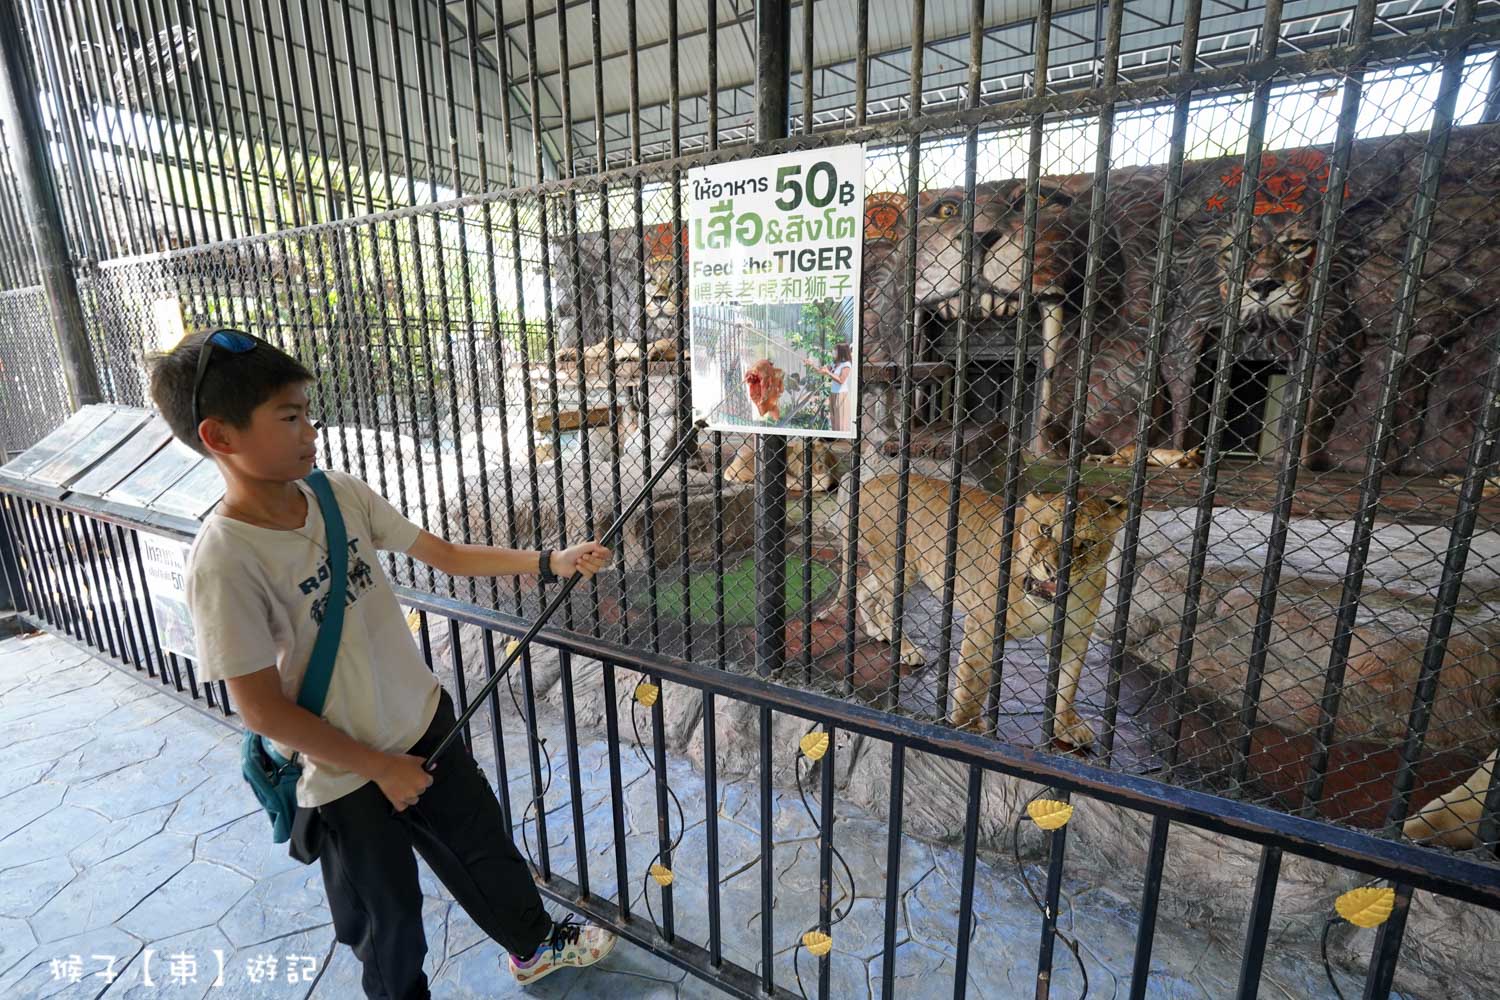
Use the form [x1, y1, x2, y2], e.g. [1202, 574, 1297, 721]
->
[4, 489, 1500, 1000]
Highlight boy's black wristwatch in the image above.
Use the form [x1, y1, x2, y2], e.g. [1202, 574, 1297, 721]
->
[538, 549, 559, 584]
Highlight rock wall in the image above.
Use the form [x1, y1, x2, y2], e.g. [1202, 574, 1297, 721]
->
[1097, 507, 1500, 760]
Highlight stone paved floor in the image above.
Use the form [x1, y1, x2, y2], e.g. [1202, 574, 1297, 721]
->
[1, 628, 1385, 999]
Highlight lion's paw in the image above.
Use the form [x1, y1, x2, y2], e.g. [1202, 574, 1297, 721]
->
[1402, 793, 1481, 849]
[948, 708, 985, 734]
[1053, 711, 1095, 750]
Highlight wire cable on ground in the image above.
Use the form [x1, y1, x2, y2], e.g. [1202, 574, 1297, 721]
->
[792, 724, 857, 1000]
[630, 683, 686, 930]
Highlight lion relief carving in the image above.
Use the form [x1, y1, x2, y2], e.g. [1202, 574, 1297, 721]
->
[554, 223, 683, 361]
[909, 182, 1088, 322]
[900, 181, 1134, 454]
[1161, 206, 1364, 469]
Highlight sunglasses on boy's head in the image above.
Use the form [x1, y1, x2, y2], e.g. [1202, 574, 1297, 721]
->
[191, 329, 258, 432]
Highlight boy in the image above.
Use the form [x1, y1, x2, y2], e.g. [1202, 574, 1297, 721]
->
[149, 329, 615, 997]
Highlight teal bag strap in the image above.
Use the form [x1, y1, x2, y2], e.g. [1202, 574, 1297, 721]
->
[297, 469, 347, 716]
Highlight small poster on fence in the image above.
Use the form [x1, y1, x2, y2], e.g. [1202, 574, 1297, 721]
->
[687, 144, 864, 438]
[139, 534, 197, 661]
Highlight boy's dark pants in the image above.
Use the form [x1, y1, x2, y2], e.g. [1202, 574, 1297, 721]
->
[312, 688, 550, 1000]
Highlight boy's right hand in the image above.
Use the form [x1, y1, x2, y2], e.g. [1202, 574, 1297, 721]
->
[373, 752, 434, 812]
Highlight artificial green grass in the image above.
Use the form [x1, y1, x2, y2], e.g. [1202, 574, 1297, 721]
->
[654, 555, 838, 626]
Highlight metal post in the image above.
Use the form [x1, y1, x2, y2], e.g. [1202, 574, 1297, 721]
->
[952, 765, 983, 998]
[754, 11, 790, 993]
[878, 744, 905, 999]
[1234, 845, 1282, 1000]
[755, 0, 790, 682]
[1128, 817, 1171, 1000]
[0, 0, 100, 409]
[1361, 884, 1412, 1000]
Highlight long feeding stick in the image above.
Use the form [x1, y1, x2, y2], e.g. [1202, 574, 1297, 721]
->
[424, 415, 710, 768]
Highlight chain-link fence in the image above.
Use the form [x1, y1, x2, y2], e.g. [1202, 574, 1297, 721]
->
[5, 0, 1500, 881]
[0, 117, 67, 459]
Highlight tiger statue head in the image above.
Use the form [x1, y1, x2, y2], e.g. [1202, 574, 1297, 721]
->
[910, 181, 1092, 321]
[1170, 210, 1360, 375]
[1176, 150, 1357, 357]
[1161, 149, 1364, 459]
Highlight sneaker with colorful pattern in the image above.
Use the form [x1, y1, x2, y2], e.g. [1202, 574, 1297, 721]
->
[508, 916, 616, 985]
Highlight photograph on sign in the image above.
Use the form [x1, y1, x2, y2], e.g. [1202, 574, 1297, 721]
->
[140, 534, 197, 661]
[688, 144, 864, 438]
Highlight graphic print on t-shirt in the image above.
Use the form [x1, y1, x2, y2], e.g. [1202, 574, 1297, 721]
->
[298, 537, 378, 626]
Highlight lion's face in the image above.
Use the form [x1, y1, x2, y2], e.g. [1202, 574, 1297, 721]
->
[912, 182, 1083, 320]
[1015, 493, 1124, 603]
[644, 251, 678, 319]
[1214, 213, 1317, 324]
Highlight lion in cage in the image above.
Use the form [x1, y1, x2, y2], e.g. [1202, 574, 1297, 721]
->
[544, 124, 1500, 848]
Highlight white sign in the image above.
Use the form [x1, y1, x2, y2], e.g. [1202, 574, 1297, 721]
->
[140, 534, 196, 661]
[688, 144, 865, 438]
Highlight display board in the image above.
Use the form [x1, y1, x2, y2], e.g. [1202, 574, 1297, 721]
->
[29, 408, 151, 489]
[68, 416, 174, 499]
[102, 437, 202, 510]
[150, 458, 225, 521]
[0, 407, 112, 484]
[687, 144, 864, 438]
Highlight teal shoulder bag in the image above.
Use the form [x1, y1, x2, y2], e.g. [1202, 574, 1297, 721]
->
[239, 469, 348, 845]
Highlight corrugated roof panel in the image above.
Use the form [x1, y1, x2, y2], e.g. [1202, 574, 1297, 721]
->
[73, 0, 1468, 221]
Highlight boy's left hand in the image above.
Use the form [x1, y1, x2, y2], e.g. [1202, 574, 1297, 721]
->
[555, 541, 612, 579]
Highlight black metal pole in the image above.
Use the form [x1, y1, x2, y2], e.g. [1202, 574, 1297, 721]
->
[878, 743, 905, 999]
[952, 765, 983, 997]
[26, 1, 105, 262]
[1167, 0, 1284, 790]
[934, 0, 984, 715]
[425, 419, 708, 766]
[986, 0, 1053, 731]
[885, 0, 924, 711]
[753, 7, 789, 994]
[1234, 845, 1282, 1000]
[1103, 0, 1202, 764]
[1127, 817, 1171, 1000]
[1042, 0, 1124, 746]
[754, 0, 790, 683]
[0, 0, 99, 408]
[1034, 808, 1072, 999]
[1361, 883, 1412, 1000]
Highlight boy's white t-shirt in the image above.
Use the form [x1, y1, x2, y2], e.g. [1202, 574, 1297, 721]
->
[186, 470, 441, 807]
